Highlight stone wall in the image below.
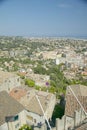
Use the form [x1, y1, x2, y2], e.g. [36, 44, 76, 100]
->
[0, 76, 21, 93]
[74, 109, 86, 127]
[55, 109, 87, 130]
[65, 116, 74, 130]
[46, 94, 56, 119]
[56, 115, 65, 130]
[0, 123, 8, 130]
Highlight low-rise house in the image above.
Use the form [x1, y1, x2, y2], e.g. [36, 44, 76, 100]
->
[63, 70, 76, 80]
[56, 85, 87, 130]
[36, 50, 58, 60]
[81, 71, 87, 76]
[26, 73, 50, 87]
[0, 91, 26, 130]
[0, 71, 21, 93]
[10, 87, 56, 127]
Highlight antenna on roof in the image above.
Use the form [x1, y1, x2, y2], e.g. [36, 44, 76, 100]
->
[36, 95, 52, 130]
[68, 86, 87, 116]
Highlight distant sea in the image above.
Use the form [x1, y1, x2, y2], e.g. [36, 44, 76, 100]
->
[26, 34, 87, 40]
[42, 35, 87, 40]
[0, 35, 87, 40]
[59, 35, 87, 40]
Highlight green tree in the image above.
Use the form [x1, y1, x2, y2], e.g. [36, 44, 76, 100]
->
[48, 86, 56, 93]
[13, 63, 19, 71]
[19, 124, 32, 130]
[25, 78, 35, 87]
[35, 85, 41, 90]
[34, 65, 47, 75]
[48, 65, 67, 95]
[52, 104, 65, 124]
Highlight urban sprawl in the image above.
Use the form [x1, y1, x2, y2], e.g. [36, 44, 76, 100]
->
[0, 36, 87, 130]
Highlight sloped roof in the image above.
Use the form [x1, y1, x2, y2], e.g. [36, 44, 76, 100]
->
[25, 96, 46, 115]
[10, 87, 55, 116]
[0, 91, 24, 125]
[65, 85, 87, 117]
[9, 87, 27, 100]
[20, 90, 52, 116]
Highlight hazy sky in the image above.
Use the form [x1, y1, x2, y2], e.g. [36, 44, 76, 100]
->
[0, 0, 87, 37]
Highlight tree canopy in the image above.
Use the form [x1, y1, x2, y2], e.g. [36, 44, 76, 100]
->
[19, 124, 32, 130]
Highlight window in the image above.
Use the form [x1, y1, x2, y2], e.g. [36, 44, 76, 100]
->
[27, 115, 33, 121]
[17, 78, 19, 82]
[15, 123, 20, 129]
[8, 87, 10, 91]
[34, 119, 36, 123]
[68, 126, 71, 130]
[9, 80, 11, 83]
[14, 115, 19, 121]
[5, 115, 19, 122]
[14, 90, 18, 93]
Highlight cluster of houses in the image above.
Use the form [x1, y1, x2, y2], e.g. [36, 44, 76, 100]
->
[0, 70, 87, 130]
[0, 71, 56, 130]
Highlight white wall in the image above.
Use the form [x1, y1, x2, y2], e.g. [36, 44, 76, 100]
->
[0, 110, 26, 130]
[25, 110, 45, 126]
[0, 123, 8, 130]
[65, 116, 74, 130]
[56, 109, 87, 130]
[56, 115, 65, 130]
[74, 109, 87, 126]
[56, 115, 74, 130]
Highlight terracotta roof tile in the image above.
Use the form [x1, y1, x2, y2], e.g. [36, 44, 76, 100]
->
[9, 87, 27, 100]
[65, 85, 87, 117]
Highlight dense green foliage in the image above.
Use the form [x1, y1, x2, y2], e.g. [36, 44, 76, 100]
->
[34, 64, 87, 95]
[34, 65, 47, 75]
[48, 65, 68, 95]
[52, 104, 65, 124]
[19, 124, 32, 130]
[66, 73, 87, 86]
[35, 85, 41, 90]
[25, 78, 35, 87]
[20, 58, 35, 64]
[33, 64, 69, 95]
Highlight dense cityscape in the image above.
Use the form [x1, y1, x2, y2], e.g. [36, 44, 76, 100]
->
[0, 36, 87, 130]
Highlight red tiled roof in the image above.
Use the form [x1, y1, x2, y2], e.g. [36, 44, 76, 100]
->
[65, 85, 87, 117]
[65, 95, 87, 117]
[9, 87, 27, 100]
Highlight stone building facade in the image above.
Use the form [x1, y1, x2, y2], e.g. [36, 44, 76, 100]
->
[0, 71, 21, 93]
[56, 85, 87, 130]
